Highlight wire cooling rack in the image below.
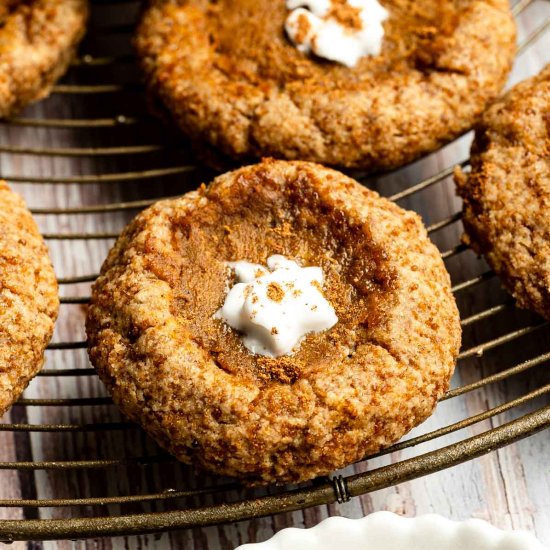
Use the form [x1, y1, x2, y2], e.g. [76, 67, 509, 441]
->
[0, 0, 549, 542]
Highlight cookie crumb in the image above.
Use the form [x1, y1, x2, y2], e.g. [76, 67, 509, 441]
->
[267, 281, 285, 302]
[328, 0, 363, 31]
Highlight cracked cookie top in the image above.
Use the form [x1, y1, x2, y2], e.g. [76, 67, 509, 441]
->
[0, 0, 89, 117]
[87, 159, 461, 484]
[135, 0, 515, 171]
[456, 65, 550, 321]
[0, 182, 59, 416]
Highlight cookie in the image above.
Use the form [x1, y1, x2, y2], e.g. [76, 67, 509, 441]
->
[0, 182, 59, 416]
[87, 160, 461, 484]
[455, 66, 550, 320]
[134, 0, 515, 171]
[0, 0, 89, 118]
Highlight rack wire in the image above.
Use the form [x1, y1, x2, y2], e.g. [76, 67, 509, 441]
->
[0, 0, 549, 541]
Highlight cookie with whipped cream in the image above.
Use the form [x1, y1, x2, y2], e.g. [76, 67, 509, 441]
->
[455, 66, 550, 320]
[87, 159, 461, 484]
[0, 0, 89, 118]
[0, 182, 59, 416]
[135, 0, 515, 171]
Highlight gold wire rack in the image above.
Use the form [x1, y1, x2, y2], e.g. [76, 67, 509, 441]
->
[0, 0, 549, 541]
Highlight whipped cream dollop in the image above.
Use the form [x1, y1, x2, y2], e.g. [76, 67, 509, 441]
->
[285, 0, 388, 67]
[215, 255, 338, 357]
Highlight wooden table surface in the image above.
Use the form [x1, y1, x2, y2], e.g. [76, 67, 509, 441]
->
[0, 1, 549, 548]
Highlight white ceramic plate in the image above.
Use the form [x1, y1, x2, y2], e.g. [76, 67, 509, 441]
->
[235, 512, 547, 550]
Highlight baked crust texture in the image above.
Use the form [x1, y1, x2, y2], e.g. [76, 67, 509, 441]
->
[456, 65, 550, 320]
[0, 182, 59, 416]
[87, 159, 461, 484]
[0, 0, 89, 118]
[135, 0, 516, 171]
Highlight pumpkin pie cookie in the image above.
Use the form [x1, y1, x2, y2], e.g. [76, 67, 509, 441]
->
[0, 182, 59, 416]
[456, 66, 550, 320]
[0, 0, 89, 118]
[135, 0, 515, 171]
[87, 159, 461, 484]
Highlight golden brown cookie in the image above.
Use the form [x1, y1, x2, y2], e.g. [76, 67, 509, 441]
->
[0, 0, 89, 118]
[135, 0, 515, 171]
[456, 66, 550, 320]
[87, 160, 461, 484]
[0, 182, 59, 416]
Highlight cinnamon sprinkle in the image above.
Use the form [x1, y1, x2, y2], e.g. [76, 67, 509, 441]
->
[327, 0, 363, 31]
[294, 12, 312, 44]
[267, 281, 285, 302]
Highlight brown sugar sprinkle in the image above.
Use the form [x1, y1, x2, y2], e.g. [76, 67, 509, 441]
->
[257, 356, 303, 384]
[272, 222, 294, 237]
[294, 12, 312, 45]
[311, 280, 323, 292]
[271, 327, 279, 335]
[415, 25, 438, 39]
[0, 1, 20, 25]
[267, 282, 285, 302]
[327, 0, 363, 31]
